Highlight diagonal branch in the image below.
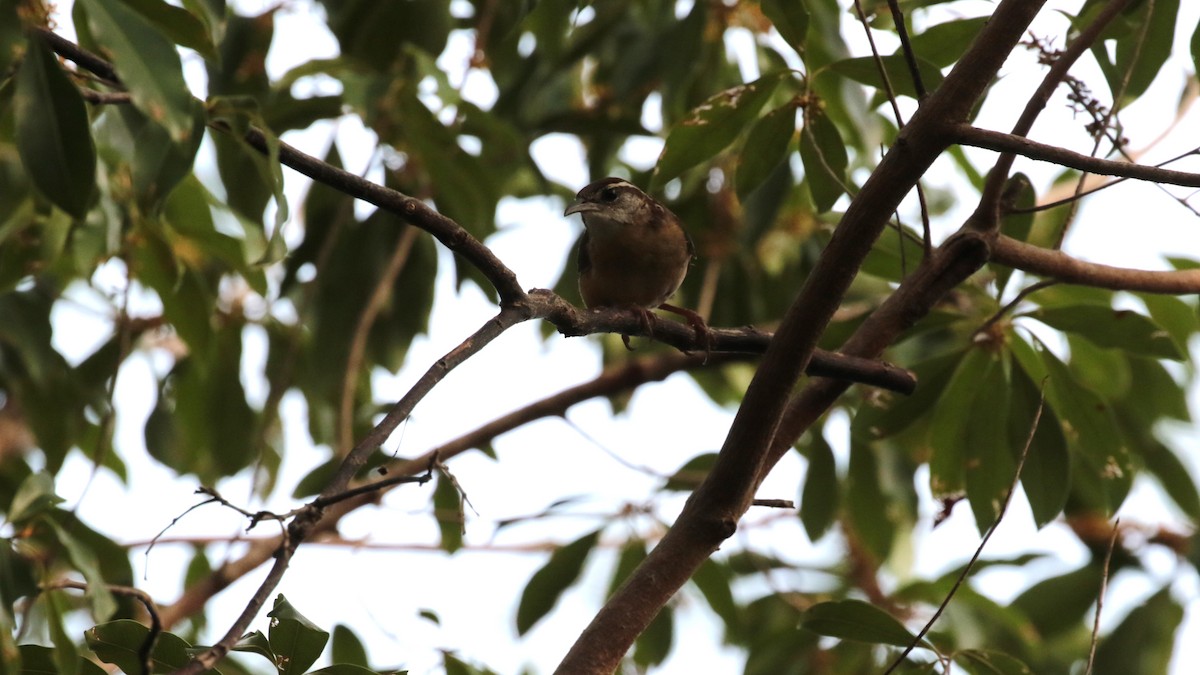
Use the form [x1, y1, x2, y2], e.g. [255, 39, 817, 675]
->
[555, 2, 1050, 672]
[991, 235, 1200, 293]
[952, 125, 1200, 188]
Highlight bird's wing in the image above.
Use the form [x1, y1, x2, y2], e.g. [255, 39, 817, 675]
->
[576, 229, 592, 275]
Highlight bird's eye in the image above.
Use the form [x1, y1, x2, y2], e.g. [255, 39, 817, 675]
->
[600, 188, 618, 202]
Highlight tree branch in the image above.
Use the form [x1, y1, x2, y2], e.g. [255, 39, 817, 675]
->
[555, 2, 1049, 671]
[991, 235, 1200, 293]
[953, 124, 1200, 188]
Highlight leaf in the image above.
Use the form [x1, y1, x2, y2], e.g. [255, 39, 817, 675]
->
[77, 0, 197, 142]
[607, 539, 647, 598]
[736, 100, 797, 199]
[802, 599, 916, 647]
[1010, 564, 1103, 638]
[119, 0, 218, 61]
[632, 603, 674, 667]
[798, 431, 838, 540]
[1110, 0, 1179, 104]
[799, 104, 849, 213]
[907, 16, 991, 68]
[433, 470, 464, 554]
[232, 630, 276, 662]
[267, 595, 330, 675]
[1008, 363, 1069, 527]
[515, 528, 601, 635]
[651, 74, 784, 190]
[1092, 586, 1183, 675]
[1027, 306, 1183, 360]
[929, 347, 993, 499]
[663, 452, 717, 491]
[826, 54, 946, 99]
[14, 35, 96, 219]
[995, 172, 1035, 296]
[86, 620, 192, 673]
[955, 649, 1034, 675]
[44, 518, 117, 620]
[963, 352, 1014, 533]
[761, 0, 809, 54]
[692, 559, 738, 628]
[331, 625, 369, 668]
[8, 471, 63, 524]
[845, 438, 894, 561]
[44, 590, 79, 675]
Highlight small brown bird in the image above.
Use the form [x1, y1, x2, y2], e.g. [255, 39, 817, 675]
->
[564, 177, 709, 351]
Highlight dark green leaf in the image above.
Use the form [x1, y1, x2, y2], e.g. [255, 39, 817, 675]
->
[86, 620, 192, 673]
[119, 0, 218, 61]
[663, 452, 717, 491]
[632, 604, 674, 667]
[1093, 586, 1183, 675]
[515, 528, 601, 635]
[964, 352, 1014, 533]
[44, 590, 79, 675]
[1008, 362, 1069, 527]
[955, 649, 1034, 675]
[799, 104, 849, 212]
[8, 471, 63, 523]
[736, 100, 797, 198]
[309, 666, 381, 675]
[607, 539, 647, 599]
[77, 0, 197, 142]
[798, 431, 838, 540]
[331, 625, 369, 668]
[826, 55, 946, 100]
[232, 630, 275, 661]
[651, 74, 784, 190]
[802, 599, 916, 647]
[267, 595, 330, 675]
[761, 0, 809, 54]
[692, 559, 738, 628]
[1011, 564, 1103, 638]
[929, 347, 993, 499]
[1111, 0, 1179, 104]
[14, 35, 96, 218]
[433, 470, 464, 554]
[45, 518, 117, 620]
[846, 438, 894, 561]
[995, 173, 1035, 296]
[1027, 306, 1183, 360]
[1137, 436, 1200, 522]
[907, 16, 990, 68]
[854, 349, 964, 441]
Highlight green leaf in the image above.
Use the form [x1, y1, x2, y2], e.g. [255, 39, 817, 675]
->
[14, 35, 96, 219]
[1010, 564, 1103, 638]
[907, 16, 991, 68]
[44, 518, 117, 620]
[433, 470, 464, 554]
[309, 666, 381, 675]
[1093, 586, 1183, 675]
[1110, 0, 1179, 104]
[119, 0, 218, 61]
[651, 74, 784, 190]
[632, 603, 673, 667]
[826, 54, 946, 100]
[663, 452, 717, 491]
[736, 100, 797, 199]
[799, 104, 849, 213]
[1027, 306, 1183, 360]
[1008, 363, 1069, 527]
[86, 620, 192, 673]
[845, 438, 894, 561]
[515, 528, 601, 635]
[692, 559, 738, 628]
[761, 0, 809, 54]
[77, 0, 197, 142]
[802, 599, 916, 647]
[929, 347, 993, 499]
[607, 539, 647, 599]
[8, 471, 63, 524]
[995, 173, 1035, 296]
[854, 349, 964, 441]
[955, 649, 1034, 675]
[232, 630, 276, 662]
[798, 431, 838, 540]
[964, 352, 1014, 533]
[44, 590, 79, 675]
[331, 625, 369, 668]
[267, 595, 330, 675]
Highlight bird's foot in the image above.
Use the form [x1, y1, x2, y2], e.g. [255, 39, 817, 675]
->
[660, 303, 713, 361]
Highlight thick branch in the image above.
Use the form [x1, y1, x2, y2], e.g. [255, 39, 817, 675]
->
[555, 2, 1049, 672]
[992, 235, 1200, 293]
[954, 125, 1200, 187]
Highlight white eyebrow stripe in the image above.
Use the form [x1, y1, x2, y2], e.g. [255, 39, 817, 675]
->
[606, 180, 637, 190]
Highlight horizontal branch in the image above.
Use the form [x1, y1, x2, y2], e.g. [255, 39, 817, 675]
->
[992, 235, 1200, 293]
[952, 124, 1200, 187]
[525, 289, 917, 394]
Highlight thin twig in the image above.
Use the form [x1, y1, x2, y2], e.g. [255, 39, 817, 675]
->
[975, 279, 1058, 336]
[883, 386, 1046, 674]
[1084, 518, 1122, 675]
[887, 0, 926, 99]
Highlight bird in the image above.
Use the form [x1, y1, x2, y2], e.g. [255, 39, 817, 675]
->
[564, 177, 710, 352]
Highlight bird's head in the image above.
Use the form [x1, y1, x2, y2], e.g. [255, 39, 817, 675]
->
[564, 178, 658, 230]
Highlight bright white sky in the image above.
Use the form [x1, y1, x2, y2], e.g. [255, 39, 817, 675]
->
[40, 1, 1200, 673]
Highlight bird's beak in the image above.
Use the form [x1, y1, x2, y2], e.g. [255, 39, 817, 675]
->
[564, 201, 597, 217]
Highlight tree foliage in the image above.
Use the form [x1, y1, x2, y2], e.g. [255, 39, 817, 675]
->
[2, 0, 1200, 673]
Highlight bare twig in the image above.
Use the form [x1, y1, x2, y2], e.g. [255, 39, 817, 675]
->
[886, 0, 926, 99]
[883, 384, 1045, 674]
[1085, 518, 1122, 675]
[975, 279, 1058, 336]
